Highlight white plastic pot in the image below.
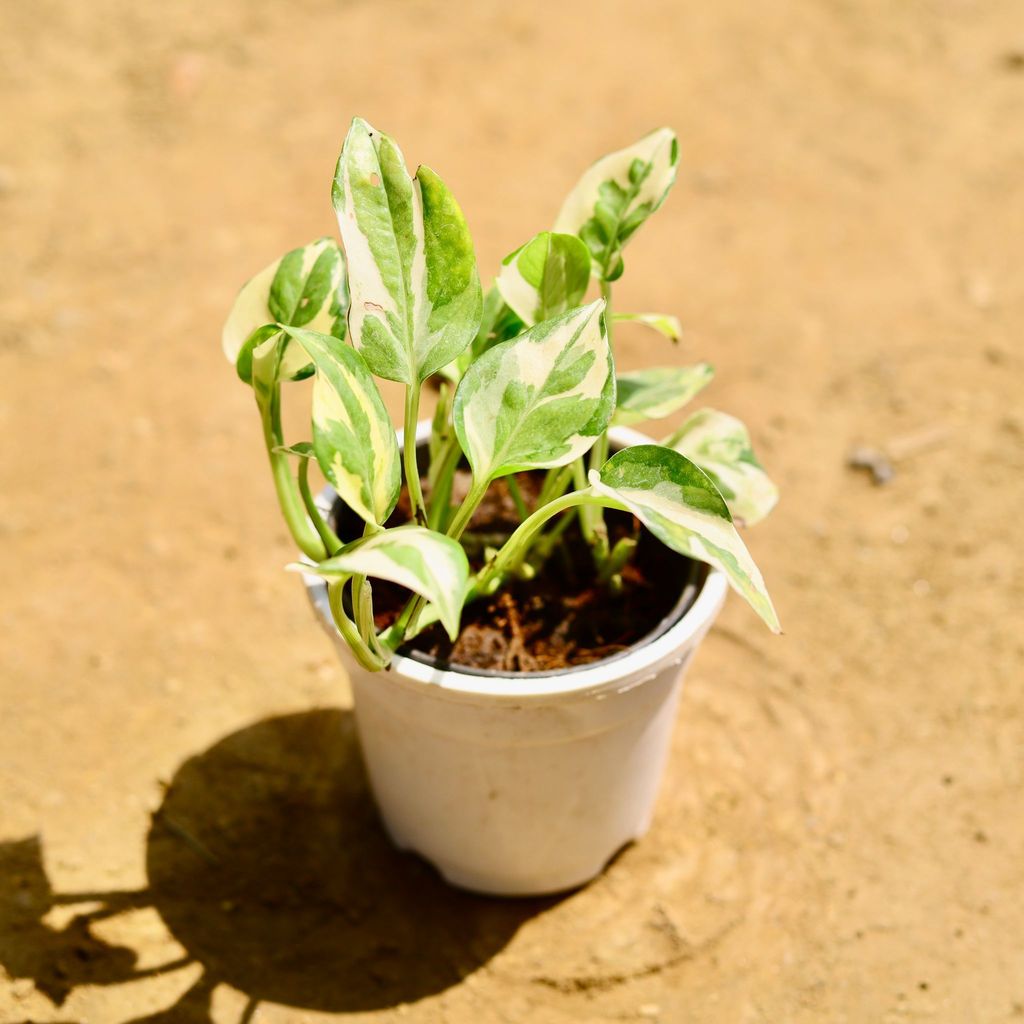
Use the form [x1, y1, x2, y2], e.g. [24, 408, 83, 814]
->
[303, 425, 727, 896]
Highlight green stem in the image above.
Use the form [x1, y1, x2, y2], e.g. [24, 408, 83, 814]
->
[446, 477, 489, 541]
[582, 278, 614, 564]
[571, 458, 597, 545]
[261, 388, 326, 562]
[351, 520, 375, 644]
[506, 475, 529, 521]
[403, 385, 425, 522]
[426, 432, 462, 531]
[328, 579, 387, 671]
[298, 458, 341, 555]
[475, 491, 623, 597]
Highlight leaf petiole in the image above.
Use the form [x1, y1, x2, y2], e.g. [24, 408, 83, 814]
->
[328, 578, 388, 671]
[404, 385, 426, 523]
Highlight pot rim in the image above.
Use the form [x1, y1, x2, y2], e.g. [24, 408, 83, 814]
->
[303, 423, 728, 702]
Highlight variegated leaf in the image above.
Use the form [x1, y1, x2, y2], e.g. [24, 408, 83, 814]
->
[554, 128, 679, 280]
[279, 326, 400, 528]
[589, 445, 779, 631]
[613, 311, 683, 343]
[332, 118, 482, 384]
[223, 237, 348, 383]
[496, 231, 591, 326]
[453, 300, 614, 482]
[667, 409, 779, 526]
[613, 362, 713, 426]
[297, 526, 469, 640]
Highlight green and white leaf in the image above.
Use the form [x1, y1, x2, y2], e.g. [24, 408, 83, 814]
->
[453, 300, 614, 482]
[295, 526, 470, 641]
[588, 445, 779, 631]
[666, 409, 779, 526]
[613, 362, 713, 426]
[223, 237, 348, 383]
[279, 326, 400, 528]
[332, 117, 482, 384]
[613, 311, 683, 344]
[554, 128, 679, 280]
[496, 231, 591, 326]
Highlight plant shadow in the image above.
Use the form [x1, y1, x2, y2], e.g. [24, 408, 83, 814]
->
[0, 709, 554, 1020]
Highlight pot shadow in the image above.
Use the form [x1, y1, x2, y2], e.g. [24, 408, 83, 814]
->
[145, 708, 553, 1014]
[0, 710, 554, 1021]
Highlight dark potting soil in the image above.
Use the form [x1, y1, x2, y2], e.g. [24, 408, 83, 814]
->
[332, 469, 699, 674]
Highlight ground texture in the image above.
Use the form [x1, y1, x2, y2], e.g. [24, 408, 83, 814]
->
[2, 1, 1023, 1021]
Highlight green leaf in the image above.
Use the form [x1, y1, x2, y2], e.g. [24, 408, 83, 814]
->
[296, 525, 470, 641]
[453, 300, 614, 483]
[555, 129, 679, 281]
[612, 362, 713, 426]
[496, 231, 592, 326]
[272, 441, 315, 458]
[666, 409, 779, 526]
[332, 118, 483, 384]
[223, 238, 348, 383]
[588, 445, 779, 631]
[613, 312, 683, 343]
[279, 326, 400, 528]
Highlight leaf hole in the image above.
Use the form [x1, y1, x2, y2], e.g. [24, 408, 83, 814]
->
[365, 301, 385, 313]
[369, 172, 380, 186]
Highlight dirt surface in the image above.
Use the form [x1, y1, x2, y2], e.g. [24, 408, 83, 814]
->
[2, 1, 1023, 1021]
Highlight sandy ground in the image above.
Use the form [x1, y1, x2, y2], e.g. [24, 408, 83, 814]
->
[2, 0, 1023, 1021]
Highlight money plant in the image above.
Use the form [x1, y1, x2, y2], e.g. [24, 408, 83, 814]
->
[223, 118, 780, 671]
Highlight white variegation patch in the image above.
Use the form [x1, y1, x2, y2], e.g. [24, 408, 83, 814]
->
[296, 526, 470, 640]
[453, 300, 614, 482]
[554, 128, 679, 279]
[589, 445, 779, 631]
[613, 363, 713, 426]
[222, 237, 346, 381]
[667, 409, 778, 526]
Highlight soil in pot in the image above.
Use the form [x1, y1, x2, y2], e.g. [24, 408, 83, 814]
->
[332, 468, 701, 674]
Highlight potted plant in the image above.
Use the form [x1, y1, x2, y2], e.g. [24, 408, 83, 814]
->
[222, 118, 780, 896]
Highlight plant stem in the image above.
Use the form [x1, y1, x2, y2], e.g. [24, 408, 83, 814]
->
[591, 278, 614, 476]
[446, 477, 489, 541]
[474, 490, 625, 597]
[426, 432, 462, 531]
[298, 457, 341, 555]
[261, 386, 326, 562]
[506, 475, 529, 521]
[582, 277, 614, 565]
[351, 520, 375, 643]
[536, 465, 572, 508]
[403, 385, 426, 522]
[571, 458, 597, 544]
[328, 578, 387, 671]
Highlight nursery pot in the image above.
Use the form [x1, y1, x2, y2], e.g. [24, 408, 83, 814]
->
[303, 423, 728, 897]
